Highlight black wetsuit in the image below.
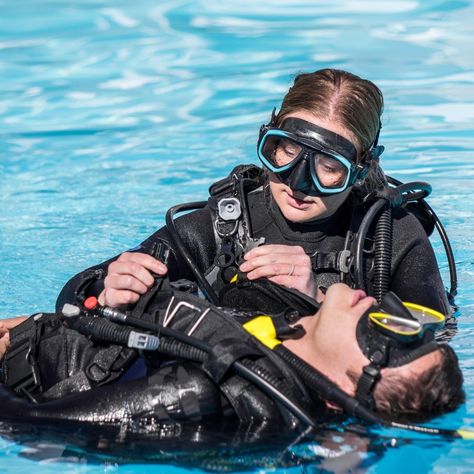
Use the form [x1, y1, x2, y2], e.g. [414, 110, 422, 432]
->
[0, 288, 321, 433]
[57, 176, 450, 315]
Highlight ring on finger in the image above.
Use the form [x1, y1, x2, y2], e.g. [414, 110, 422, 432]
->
[287, 263, 295, 276]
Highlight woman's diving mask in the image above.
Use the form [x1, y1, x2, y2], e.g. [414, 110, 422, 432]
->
[257, 114, 377, 196]
[355, 291, 445, 409]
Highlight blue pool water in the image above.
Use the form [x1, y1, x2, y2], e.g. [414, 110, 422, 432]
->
[1, 0, 474, 472]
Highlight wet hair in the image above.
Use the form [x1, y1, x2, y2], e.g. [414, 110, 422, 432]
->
[276, 68, 386, 191]
[374, 344, 465, 422]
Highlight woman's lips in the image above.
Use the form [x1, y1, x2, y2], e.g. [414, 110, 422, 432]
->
[286, 192, 311, 209]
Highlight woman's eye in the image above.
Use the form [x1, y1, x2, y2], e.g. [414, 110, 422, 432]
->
[319, 157, 344, 174]
[281, 142, 299, 157]
[323, 164, 338, 173]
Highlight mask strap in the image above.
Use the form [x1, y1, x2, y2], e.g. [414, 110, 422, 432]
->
[355, 121, 384, 183]
[270, 107, 278, 125]
[355, 338, 389, 409]
[355, 363, 381, 410]
[258, 107, 278, 144]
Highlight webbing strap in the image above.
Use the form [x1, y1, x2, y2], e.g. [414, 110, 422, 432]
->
[310, 250, 351, 273]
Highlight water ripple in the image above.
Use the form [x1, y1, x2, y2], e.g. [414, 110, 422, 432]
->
[1, 0, 474, 471]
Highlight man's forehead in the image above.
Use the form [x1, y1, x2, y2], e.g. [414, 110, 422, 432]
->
[383, 348, 441, 377]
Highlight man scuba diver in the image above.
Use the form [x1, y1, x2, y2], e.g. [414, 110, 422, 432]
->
[0, 279, 464, 435]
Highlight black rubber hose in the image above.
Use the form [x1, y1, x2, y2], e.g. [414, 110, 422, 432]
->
[422, 201, 458, 300]
[154, 332, 317, 427]
[386, 176, 457, 300]
[354, 199, 387, 291]
[373, 207, 392, 303]
[65, 316, 133, 347]
[274, 345, 380, 424]
[165, 202, 220, 305]
[157, 336, 207, 362]
[105, 307, 318, 428]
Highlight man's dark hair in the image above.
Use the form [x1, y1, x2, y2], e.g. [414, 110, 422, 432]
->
[374, 343, 465, 421]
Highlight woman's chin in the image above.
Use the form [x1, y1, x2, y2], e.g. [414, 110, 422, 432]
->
[281, 203, 325, 223]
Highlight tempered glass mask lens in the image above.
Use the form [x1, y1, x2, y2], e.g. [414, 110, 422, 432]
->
[403, 302, 445, 330]
[313, 154, 349, 189]
[261, 135, 303, 168]
[369, 313, 422, 337]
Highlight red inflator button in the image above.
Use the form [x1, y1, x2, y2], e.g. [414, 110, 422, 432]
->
[84, 296, 98, 310]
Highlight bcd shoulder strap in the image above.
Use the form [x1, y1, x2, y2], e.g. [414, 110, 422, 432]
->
[206, 165, 266, 289]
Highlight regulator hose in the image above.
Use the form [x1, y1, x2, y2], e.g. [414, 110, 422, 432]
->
[387, 176, 457, 302]
[373, 207, 392, 303]
[99, 305, 317, 427]
[354, 199, 386, 292]
[62, 310, 158, 350]
[274, 345, 379, 423]
[354, 181, 432, 294]
[165, 201, 220, 305]
[155, 336, 207, 362]
[273, 344, 474, 439]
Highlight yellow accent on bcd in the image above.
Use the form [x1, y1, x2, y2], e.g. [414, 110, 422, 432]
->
[243, 315, 282, 349]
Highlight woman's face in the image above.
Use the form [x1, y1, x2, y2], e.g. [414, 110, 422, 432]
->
[268, 110, 360, 223]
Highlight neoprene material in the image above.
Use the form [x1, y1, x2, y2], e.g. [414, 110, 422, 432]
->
[0, 289, 321, 432]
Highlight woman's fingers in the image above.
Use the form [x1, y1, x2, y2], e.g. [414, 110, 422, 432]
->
[240, 245, 309, 278]
[106, 261, 155, 289]
[240, 244, 316, 299]
[115, 252, 168, 275]
[102, 288, 141, 307]
[101, 251, 168, 308]
[104, 272, 150, 295]
[244, 244, 306, 260]
[0, 324, 10, 360]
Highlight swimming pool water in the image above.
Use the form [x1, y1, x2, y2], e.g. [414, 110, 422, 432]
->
[1, 1, 474, 472]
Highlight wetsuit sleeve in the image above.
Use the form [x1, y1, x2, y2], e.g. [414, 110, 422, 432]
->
[55, 206, 216, 311]
[390, 211, 450, 315]
[0, 361, 229, 426]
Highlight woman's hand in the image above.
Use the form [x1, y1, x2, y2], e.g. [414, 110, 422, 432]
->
[0, 316, 25, 360]
[240, 244, 317, 299]
[0, 323, 10, 360]
[99, 252, 168, 308]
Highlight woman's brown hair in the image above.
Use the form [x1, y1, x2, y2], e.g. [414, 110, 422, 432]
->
[276, 69, 386, 190]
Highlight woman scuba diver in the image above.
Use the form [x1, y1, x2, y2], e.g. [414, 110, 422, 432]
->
[55, 68, 453, 316]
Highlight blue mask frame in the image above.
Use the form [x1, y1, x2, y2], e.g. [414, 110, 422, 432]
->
[257, 116, 371, 196]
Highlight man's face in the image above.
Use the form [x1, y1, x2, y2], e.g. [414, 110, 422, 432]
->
[304, 283, 441, 398]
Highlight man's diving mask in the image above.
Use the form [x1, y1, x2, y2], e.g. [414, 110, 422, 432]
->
[355, 291, 445, 409]
[257, 113, 379, 196]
